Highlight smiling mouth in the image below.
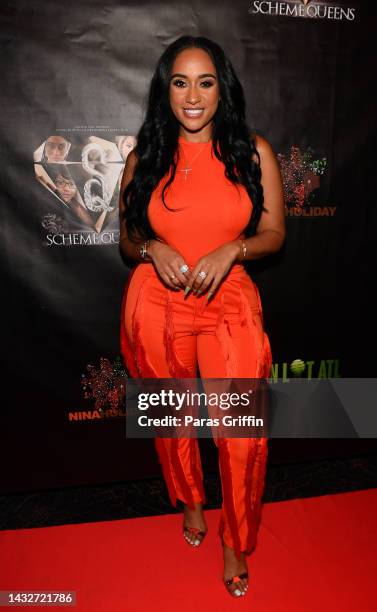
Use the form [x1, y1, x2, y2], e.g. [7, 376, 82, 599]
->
[183, 108, 204, 117]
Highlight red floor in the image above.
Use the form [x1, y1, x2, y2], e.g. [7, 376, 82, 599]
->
[1, 488, 376, 611]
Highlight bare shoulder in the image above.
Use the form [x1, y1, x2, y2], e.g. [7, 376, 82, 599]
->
[250, 133, 284, 204]
[127, 148, 138, 168]
[120, 148, 138, 191]
[250, 133, 275, 161]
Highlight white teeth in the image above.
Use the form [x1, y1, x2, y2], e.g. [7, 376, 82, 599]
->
[183, 109, 204, 116]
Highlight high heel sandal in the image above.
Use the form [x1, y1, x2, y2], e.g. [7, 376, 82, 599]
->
[222, 539, 249, 597]
[183, 525, 207, 547]
[224, 572, 249, 597]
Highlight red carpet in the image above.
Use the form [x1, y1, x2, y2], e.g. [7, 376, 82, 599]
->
[1, 488, 376, 611]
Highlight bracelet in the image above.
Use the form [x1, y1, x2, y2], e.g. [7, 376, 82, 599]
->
[238, 239, 247, 260]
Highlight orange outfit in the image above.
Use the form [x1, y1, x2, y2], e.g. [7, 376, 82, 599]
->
[120, 136, 272, 560]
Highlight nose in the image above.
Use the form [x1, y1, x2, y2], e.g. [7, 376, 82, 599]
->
[185, 85, 201, 105]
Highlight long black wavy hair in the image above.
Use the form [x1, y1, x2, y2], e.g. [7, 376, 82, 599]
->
[123, 35, 265, 242]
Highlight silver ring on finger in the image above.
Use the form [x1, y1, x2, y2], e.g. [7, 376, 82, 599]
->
[180, 264, 189, 274]
[198, 270, 207, 280]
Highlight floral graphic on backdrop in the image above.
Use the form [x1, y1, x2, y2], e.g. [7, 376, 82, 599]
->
[81, 356, 127, 417]
[277, 145, 327, 208]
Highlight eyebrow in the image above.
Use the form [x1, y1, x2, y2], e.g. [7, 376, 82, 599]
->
[170, 73, 217, 79]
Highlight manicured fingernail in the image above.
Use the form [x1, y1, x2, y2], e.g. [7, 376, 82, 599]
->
[184, 286, 191, 296]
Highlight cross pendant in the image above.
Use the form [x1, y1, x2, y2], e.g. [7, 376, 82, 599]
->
[179, 167, 192, 180]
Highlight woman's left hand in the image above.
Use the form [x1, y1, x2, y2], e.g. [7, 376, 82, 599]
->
[184, 241, 241, 300]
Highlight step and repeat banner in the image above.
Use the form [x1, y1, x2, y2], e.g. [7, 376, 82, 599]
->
[1, 1, 375, 491]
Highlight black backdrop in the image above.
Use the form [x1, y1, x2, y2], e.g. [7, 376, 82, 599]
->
[1, 0, 376, 494]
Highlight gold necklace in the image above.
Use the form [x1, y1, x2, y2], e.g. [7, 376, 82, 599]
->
[177, 144, 207, 180]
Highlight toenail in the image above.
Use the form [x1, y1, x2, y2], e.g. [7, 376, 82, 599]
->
[234, 589, 241, 596]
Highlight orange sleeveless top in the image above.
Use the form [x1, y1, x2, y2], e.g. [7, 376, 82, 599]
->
[147, 136, 253, 268]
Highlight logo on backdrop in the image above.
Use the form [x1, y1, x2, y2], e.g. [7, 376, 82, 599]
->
[67, 355, 341, 421]
[270, 357, 341, 381]
[277, 145, 336, 217]
[34, 132, 136, 246]
[249, 0, 356, 20]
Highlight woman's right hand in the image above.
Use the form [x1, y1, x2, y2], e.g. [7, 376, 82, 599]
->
[147, 239, 190, 290]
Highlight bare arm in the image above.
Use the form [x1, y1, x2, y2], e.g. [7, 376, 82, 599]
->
[233, 135, 286, 261]
[119, 150, 153, 262]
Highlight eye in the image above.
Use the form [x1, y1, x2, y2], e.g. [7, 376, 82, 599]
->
[171, 79, 215, 88]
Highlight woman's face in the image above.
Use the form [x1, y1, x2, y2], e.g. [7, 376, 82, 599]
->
[169, 47, 220, 141]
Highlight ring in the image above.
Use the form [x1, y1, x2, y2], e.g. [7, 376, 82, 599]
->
[198, 270, 207, 280]
[170, 273, 176, 279]
[180, 264, 189, 273]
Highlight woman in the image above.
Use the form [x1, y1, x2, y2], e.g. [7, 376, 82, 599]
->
[119, 35, 285, 598]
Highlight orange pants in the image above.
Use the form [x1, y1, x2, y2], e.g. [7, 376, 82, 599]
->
[120, 261, 272, 560]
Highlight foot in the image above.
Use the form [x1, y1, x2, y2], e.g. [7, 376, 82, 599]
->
[222, 541, 249, 597]
[183, 502, 208, 547]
